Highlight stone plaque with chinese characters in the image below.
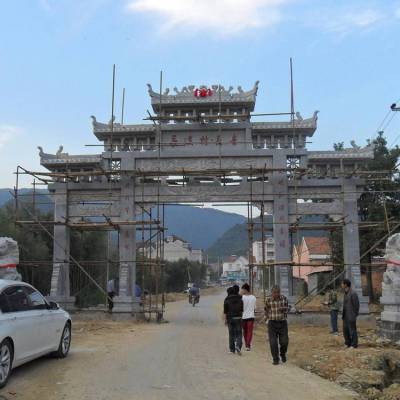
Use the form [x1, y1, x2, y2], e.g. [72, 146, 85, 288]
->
[164, 130, 245, 149]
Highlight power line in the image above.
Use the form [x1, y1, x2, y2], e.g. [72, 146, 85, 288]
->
[368, 97, 400, 146]
[388, 101, 400, 147]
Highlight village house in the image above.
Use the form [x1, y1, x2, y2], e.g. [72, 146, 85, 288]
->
[252, 238, 275, 287]
[141, 235, 203, 263]
[221, 255, 249, 284]
[252, 237, 275, 264]
[292, 237, 332, 293]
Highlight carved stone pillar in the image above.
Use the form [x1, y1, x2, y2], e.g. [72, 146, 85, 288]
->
[49, 188, 75, 309]
[245, 126, 253, 150]
[342, 181, 369, 313]
[272, 153, 292, 298]
[114, 160, 139, 314]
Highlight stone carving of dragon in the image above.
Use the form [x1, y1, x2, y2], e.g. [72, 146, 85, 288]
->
[295, 112, 303, 121]
[38, 146, 68, 159]
[37, 146, 56, 159]
[56, 146, 64, 157]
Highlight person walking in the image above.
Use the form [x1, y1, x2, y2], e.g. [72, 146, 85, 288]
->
[324, 288, 339, 335]
[224, 285, 243, 355]
[341, 279, 360, 349]
[265, 285, 289, 365]
[189, 283, 200, 305]
[241, 283, 256, 351]
[107, 278, 116, 312]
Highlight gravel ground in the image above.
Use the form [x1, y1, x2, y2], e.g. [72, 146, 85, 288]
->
[1, 293, 356, 400]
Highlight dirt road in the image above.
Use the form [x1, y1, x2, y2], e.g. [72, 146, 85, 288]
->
[1, 293, 356, 400]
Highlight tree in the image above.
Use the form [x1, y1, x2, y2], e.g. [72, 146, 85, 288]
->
[164, 259, 207, 292]
[334, 142, 345, 151]
[330, 134, 400, 301]
[70, 230, 107, 307]
[0, 198, 108, 306]
[358, 133, 400, 301]
[0, 200, 53, 294]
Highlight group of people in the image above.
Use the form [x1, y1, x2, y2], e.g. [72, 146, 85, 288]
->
[223, 283, 289, 365]
[223, 278, 361, 365]
[106, 278, 143, 312]
[325, 278, 360, 349]
[223, 283, 255, 354]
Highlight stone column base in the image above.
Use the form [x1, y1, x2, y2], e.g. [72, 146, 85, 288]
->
[113, 296, 141, 314]
[288, 296, 297, 311]
[378, 320, 400, 342]
[47, 296, 76, 311]
[359, 296, 370, 314]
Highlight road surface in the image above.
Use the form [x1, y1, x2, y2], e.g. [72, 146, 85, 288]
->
[1, 293, 356, 400]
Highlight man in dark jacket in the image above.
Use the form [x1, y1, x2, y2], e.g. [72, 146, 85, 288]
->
[224, 285, 243, 355]
[341, 279, 360, 349]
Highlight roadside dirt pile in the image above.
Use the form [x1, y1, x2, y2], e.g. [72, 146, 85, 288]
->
[254, 323, 400, 399]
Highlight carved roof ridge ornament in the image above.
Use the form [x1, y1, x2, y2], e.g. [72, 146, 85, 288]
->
[37, 146, 101, 165]
[146, 81, 259, 102]
[91, 115, 123, 130]
[38, 146, 69, 160]
[252, 110, 319, 130]
[300, 110, 318, 124]
[341, 143, 375, 154]
[309, 143, 374, 159]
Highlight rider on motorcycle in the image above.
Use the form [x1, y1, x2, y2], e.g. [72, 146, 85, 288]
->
[189, 283, 200, 304]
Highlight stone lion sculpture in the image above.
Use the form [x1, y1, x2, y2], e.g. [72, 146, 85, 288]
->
[0, 237, 21, 281]
[383, 233, 400, 288]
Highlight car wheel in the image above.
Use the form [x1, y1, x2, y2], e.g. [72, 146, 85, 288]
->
[0, 339, 13, 389]
[54, 322, 71, 358]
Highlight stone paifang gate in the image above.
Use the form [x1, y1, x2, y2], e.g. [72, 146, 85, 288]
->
[31, 81, 373, 314]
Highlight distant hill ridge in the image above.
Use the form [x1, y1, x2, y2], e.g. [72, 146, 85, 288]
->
[206, 215, 328, 262]
[1, 189, 327, 260]
[0, 188, 245, 250]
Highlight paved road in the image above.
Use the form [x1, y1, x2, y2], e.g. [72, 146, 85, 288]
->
[1, 293, 356, 400]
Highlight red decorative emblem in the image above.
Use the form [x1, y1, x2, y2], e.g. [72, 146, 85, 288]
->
[194, 87, 213, 98]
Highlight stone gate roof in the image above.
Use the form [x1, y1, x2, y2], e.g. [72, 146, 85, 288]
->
[147, 82, 259, 112]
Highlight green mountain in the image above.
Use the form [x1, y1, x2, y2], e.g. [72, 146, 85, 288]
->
[0, 188, 245, 250]
[206, 215, 328, 262]
[1, 188, 327, 260]
[0, 188, 52, 213]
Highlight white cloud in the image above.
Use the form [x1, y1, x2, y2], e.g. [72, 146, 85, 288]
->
[126, 0, 291, 36]
[319, 8, 385, 36]
[0, 125, 21, 151]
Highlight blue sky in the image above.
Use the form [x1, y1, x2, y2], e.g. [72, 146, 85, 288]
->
[0, 0, 399, 191]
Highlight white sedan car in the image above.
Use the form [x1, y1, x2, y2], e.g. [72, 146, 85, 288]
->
[0, 280, 71, 388]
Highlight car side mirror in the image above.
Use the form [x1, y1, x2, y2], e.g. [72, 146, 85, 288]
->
[49, 301, 59, 310]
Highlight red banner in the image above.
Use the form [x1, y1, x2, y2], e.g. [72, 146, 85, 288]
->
[0, 264, 17, 268]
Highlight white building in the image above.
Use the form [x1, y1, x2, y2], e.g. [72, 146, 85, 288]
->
[252, 238, 275, 288]
[252, 237, 275, 264]
[142, 235, 203, 263]
[221, 255, 249, 283]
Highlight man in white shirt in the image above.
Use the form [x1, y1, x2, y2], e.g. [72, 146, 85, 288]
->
[241, 283, 257, 351]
